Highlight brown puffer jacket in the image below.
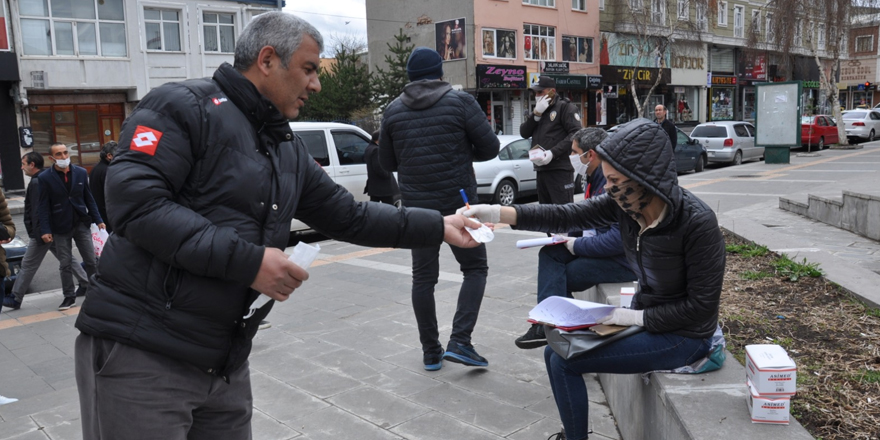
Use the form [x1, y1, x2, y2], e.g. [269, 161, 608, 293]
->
[0, 189, 16, 276]
[513, 118, 725, 339]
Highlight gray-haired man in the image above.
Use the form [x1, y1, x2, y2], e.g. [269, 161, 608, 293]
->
[73, 12, 483, 439]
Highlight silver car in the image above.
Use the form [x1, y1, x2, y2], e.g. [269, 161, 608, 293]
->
[474, 135, 537, 205]
[690, 121, 763, 165]
[842, 110, 880, 142]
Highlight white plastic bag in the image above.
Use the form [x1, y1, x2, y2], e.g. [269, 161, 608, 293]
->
[90, 223, 109, 258]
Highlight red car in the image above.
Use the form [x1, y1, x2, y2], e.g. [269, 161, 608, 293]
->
[801, 115, 839, 150]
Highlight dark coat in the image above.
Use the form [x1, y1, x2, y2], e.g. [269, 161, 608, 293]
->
[363, 142, 399, 198]
[38, 164, 103, 236]
[23, 169, 46, 239]
[75, 63, 446, 377]
[519, 96, 581, 172]
[89, 158, 111, 232]
[513, 118, 725, 339]
[379, 80, 498, 214]
[655, 118, 677, 149]
[570, 166, 628, 269]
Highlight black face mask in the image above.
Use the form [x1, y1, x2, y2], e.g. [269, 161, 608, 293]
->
[604, 179, 654, 221]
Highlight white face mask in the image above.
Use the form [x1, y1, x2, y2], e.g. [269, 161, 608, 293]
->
[569, 152, 588, 176]
[54, 158, 71, 168]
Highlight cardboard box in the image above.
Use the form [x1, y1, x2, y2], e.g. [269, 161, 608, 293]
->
[745, 344, 797, 396]
[619, 287, 635, 309]
[747, 379, 791, 424]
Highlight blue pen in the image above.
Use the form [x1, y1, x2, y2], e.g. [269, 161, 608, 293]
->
[459, 189, 471, 210]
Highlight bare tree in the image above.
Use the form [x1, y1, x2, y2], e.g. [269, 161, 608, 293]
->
[604, 0, 714, 117]
[755, 0, 880, 147]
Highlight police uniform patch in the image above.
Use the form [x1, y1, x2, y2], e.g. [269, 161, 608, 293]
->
[550, 111, 557, 121]
[574, 113, 581, 121]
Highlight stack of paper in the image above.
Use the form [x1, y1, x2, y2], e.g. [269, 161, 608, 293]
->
[528, 297, 616, 330]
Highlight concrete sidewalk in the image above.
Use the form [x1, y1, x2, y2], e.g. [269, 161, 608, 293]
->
[0, 228, 621, 440]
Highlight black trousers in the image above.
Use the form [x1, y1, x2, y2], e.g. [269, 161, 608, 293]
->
[537, 169, 575, 204]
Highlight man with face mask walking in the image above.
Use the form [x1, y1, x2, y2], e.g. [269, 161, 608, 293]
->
[514, 128, 637, 349]
[37, 143, 105, 310]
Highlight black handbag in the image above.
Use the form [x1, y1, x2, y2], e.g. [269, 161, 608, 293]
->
[546, 325, 645, 360]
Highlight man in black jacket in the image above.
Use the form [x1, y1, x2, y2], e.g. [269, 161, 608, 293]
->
[73, 13, 482, 440]
[521, 76, 581, 205]
[89, 140, 117, 233]
[380, 47, 499, 370]
[654, 104, 677, 150]
[363, 130, 399, 204]
[2, 153, 88, 310]
[38, 143, 104, 311]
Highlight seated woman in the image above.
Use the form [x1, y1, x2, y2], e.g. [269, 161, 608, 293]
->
[459, 118, 725, 440]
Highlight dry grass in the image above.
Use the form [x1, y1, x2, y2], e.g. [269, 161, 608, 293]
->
[721, 231, 880, 440]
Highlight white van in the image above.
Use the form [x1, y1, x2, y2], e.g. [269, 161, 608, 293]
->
[289, 122, 372, 233]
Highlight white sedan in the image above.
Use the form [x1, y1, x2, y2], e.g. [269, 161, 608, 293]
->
[842, 110, 880, 142]
[473, 135, 538, 205]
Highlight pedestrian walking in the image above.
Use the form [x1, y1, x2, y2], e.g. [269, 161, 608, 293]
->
[89, 141, 117, 233]
[654, 104, 677, 150]
[363, 130, 399, 205]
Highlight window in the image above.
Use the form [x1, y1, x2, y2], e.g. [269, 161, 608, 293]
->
[718, 1, 728, 26]
[817, 23, 825, 50]
[677, 0, 689, 19]
[144, 8, 181, 51]
[503, 139, 532, 160]
[750, 9, 761, 39]
[572, 0, 586, 11]
[599, 0, 605, 10]
[765, 13, 774, 43]
[203, 12, 235, 53]
[29, 103, 124, 167]
[482, 28, 516, 59]
[733, 5, 744, 38]
[856, 35, 873, 53]
[562, 35, 593, 63]
[733, 124, 749, 137]
[794, 21, 802, 47]
[297, 130, 329, 166]
[331, 131, 368, 165]
[652, 0, 666, 24]
[695, 1, 707, 31]
[523, 24, 555, 61]
[524, 0, 555, 6]
[19, 0, 126, 57]
[630, 0, 643, 10]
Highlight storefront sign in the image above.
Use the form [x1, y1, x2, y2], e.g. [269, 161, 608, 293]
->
[19, 127, 33, 148]
[711, 75, 737, 85]
[674, 87, 685, 94]
[802, 81, 821, 89]
[840, 59, 876, 83]
[671, 56, 704, 70]
[547, 74, 588, 89]
[477, 64, 527, 89]
[599, 65, 671, 84]
[541, 61, 569, 74]
[743, 55, 767, 80]
[599, 32, 670, 68]
[587, 75, 602, 89]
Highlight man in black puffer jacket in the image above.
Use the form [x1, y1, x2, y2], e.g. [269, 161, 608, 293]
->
[380, 47, 499, 371]
[458, 118, 726, 440]
[73, 14, 483, 440]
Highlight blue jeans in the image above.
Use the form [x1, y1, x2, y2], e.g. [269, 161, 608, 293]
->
[544, 332, 711, 440]
[411, 243, 488, 354]
[537, 244, 637, 304]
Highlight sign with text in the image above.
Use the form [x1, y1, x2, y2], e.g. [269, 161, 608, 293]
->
[599, 32, 670, 68]
[840, 59, 876, 84]
[711, 75, 737, 85]
[587, 75, 602, 89]
[541, 61, 570, 74]
[477, 64, 527, 89]
[600, 65, 671, 84]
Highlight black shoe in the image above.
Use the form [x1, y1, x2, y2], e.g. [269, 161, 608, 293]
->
[547, 429, 565, 440]
[443, 342, 488, 367]
[423, 348, 444, 371]
[58, 297, 76, 311]
[2, 295, 21, 310]
[75, 285, 87, 297]
[515, 324, 547, 349]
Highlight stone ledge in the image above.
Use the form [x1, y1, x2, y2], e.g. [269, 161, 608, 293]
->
[574, 283, 814, 440]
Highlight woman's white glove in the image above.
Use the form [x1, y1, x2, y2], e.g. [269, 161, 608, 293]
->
[535, 150, 554, 166]
[597, 308, 644, 327]
[455, 204, 502, 224]
[534, 95, 551, 117]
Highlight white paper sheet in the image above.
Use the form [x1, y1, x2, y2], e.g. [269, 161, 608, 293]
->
[528, 296, 616, 327]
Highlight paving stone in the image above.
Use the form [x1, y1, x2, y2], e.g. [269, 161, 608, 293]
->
[317, 326, 412, 360]
[437, 367, 551, 408]
[289, 406, 404, 440]
[251, 408, 302, 440]
[251, 371, 328, 424]
[361, 367, 443, 398]
[391, 411, 504, 440]
[0, 415, 41, 440]
[310, 348, 396, 380]
[327, 385, 430, 428]
[293, 369, 362, 399]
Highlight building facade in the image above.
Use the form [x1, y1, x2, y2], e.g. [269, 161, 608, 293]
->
[0, 0, 280, 191]
[365, 0, 601, 134]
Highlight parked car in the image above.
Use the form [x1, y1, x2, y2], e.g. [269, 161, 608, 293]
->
[607, 125, 708, 173]
[473, 135, 537, 205]
[288, 122, 372, 233]
[690, 121, 763, 165]
[2, 236, 27, 294]
[801, 115, 839, 150]
[841, 110, 880, 142]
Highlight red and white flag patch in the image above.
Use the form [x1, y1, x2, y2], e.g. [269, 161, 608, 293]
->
[131, 125, 163, 156]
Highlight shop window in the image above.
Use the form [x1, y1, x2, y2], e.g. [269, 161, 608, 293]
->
[482, 28, 517, 59]
[19, 0, 126, 57]
[562, 35, 593, 63]
[145, 8, 182, 51]
[203, 12, 235, 53]
[523, 24, 555, 61]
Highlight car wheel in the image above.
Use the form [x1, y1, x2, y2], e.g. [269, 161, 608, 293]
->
[494, 179, 518, 206]
[732, 150, 743, 165]
[695, 154, 706, 172]
[870, 130, 876, 142]
[818, 137, 824, 150]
